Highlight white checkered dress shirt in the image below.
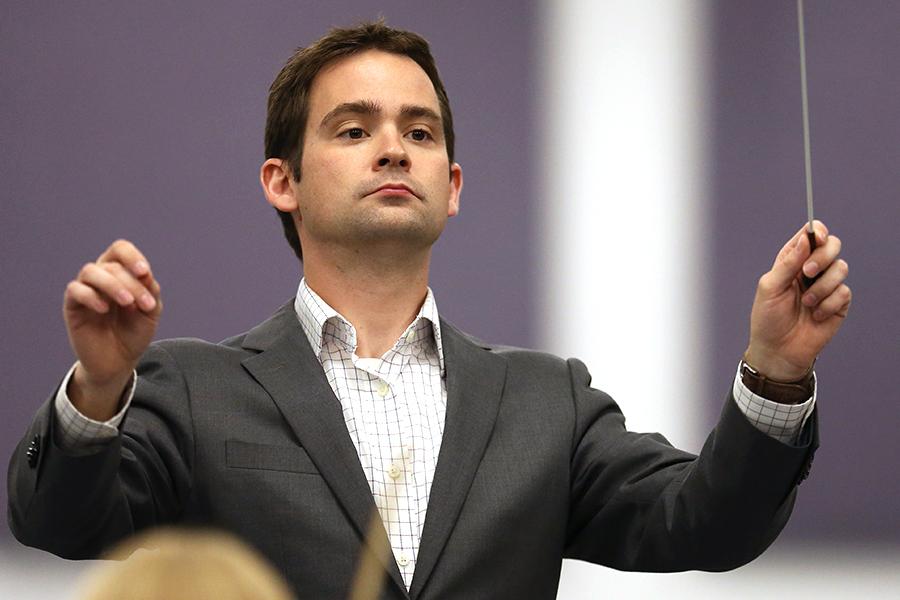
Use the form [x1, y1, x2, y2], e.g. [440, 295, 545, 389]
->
[54, 281, 815, 588]
[292, 279, 446, 587]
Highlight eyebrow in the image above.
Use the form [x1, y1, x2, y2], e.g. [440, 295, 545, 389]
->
[318, 100, 442, 130]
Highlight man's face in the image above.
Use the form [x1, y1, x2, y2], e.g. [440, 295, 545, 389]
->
[291, 49, 461, 257]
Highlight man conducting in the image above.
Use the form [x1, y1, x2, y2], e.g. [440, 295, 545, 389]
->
[8, 21, 851, 600]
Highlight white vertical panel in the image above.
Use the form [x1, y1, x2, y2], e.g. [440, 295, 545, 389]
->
[538, 0, 710, 452]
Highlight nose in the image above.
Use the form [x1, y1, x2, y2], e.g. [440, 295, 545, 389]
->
[374, 130, 410, 171]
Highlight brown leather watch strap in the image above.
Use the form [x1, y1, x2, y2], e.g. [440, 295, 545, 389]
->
[739, 358, 814, 405]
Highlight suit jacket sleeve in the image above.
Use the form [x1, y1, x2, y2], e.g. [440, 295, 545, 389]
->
[563, 357, 817, 572]
[7, 344, 194, 559]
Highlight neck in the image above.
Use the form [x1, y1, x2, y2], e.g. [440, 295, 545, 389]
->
[302, 244, 432, 358]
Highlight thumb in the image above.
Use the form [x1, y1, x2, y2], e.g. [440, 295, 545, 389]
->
[766, 228, 812, 292]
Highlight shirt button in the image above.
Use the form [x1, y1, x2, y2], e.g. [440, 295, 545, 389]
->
[405, 329, 416, 343]
[388, 464, 401, 480]
[397, 552, 410, 566]
[377, 381, 389, 397]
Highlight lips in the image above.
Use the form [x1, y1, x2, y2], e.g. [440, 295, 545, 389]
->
[371, 182, 418, 198]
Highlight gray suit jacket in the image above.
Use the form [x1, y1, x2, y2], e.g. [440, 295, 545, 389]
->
[8, 301, 817, 599]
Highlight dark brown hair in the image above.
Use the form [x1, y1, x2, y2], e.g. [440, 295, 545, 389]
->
[265, 20, 455, 261]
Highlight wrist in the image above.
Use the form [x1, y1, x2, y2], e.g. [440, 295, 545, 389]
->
[70, 364, 132, 421]
[742, 346, 812, 381]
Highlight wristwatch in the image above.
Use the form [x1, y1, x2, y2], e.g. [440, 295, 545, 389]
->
[739, 358, 814, 405]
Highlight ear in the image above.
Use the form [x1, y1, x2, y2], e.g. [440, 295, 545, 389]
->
[260, 159, 299, 213]
[447, 162, 463, 217]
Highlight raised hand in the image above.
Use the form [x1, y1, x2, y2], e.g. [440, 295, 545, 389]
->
[63, 240, 162, 420]
[745, 221, 851, 381]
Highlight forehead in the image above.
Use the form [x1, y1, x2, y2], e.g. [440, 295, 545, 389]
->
[307, 49, 441, 118]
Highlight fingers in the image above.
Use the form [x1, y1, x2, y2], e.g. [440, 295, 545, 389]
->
[813, 279, 852, 320]
[65, 240, 160, 315]
[98, 239, 152, 280]
[811, 283, 852, 321]
[65, 280, 110, 314]
[802, 233, 841, 280]
[802, 258, 851, 321]
[90, 262, 158, 308]
[765, 220, 830, 293]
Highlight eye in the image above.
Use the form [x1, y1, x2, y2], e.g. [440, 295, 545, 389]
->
[408, 128, 432, 142]
[340, 127, 367, 140]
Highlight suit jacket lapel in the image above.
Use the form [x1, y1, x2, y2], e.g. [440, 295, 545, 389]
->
[240, 302, 408, 598]
[409, 321, 508, 599]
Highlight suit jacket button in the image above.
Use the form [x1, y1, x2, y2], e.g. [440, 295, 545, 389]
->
[26, 434, 41, 468]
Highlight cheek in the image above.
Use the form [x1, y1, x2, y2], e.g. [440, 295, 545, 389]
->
[430, 173, 455, 202]
[302, 137, 344, 170]
[298, 153, 343, 195]
[302, 148, 334, 178]
[418, 157, 452, 189]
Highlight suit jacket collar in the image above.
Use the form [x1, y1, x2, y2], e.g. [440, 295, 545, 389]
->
[241, 302, 407, 596]
[409, 320, 507, 599]
[239, 302, 508, 600]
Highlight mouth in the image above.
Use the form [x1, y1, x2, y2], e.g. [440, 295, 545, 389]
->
[370, 182, 418, 198]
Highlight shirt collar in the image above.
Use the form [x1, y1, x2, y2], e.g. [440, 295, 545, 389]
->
[293, 277, 445, 374]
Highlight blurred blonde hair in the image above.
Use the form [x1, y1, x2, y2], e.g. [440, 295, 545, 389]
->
[76, 528, 294, 600]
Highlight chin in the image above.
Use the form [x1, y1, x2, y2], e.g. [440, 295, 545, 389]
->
[355, 220, 442, 250]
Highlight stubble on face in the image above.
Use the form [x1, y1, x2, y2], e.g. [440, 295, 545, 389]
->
[340, 174, 437, 248]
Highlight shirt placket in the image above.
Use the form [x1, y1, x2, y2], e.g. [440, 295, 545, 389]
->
[372, 343, 418, 584]
[300, 288, 443, 589]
